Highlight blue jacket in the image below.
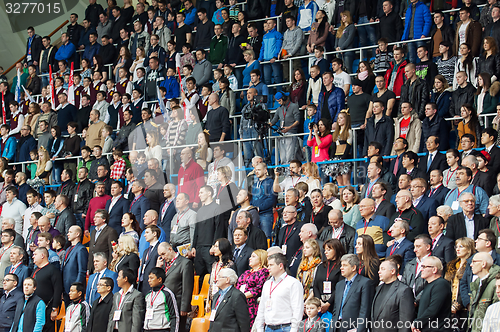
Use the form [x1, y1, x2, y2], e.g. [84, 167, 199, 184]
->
[251, 177, 277, 215]
[17, 135, 37, 162]
[160, 76, 180, 99]
[129, 195, 151, 230]
[354, 215, 390, 258]
[105, 196, 130, 235]
[444, 185, 489, 215]
[4, 264, 30, 289]
[259, 28, 283, 61]
[297, 1, 319, 32]
[82, 42, 101, 62]
[385, 237, 415, 272]
[158, 199, 176, 243]
[402, 1, 432, 40]
[86, 268, 119, 305]
[61, 242, 88, 294]
[430, 89, 452, 118]
[0, 287, 23, 330]
[414, 195, 439, 221]
[55, 42, 76, 61]
[314, 87, 345, 123]
[184, 7, 197, 26]
[2, 137, 17, 161]
[303, 117, 314, 147]
[138, 228, 166, 259]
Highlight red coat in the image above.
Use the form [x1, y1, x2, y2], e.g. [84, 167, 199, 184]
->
[384, 59, 408, 97]
[177, 158, 205, 204]
[85, 194, 111, 230]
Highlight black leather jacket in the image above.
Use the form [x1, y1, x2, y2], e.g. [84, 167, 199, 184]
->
[72, 178, 95, 213]
[450, 83, 477, 116]
[400, 77, 429, 120]
[477, 53, 500, 80]
[319, 223, 356, 254]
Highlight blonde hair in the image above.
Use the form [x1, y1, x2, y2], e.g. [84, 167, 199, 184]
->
[305, 297, 321, 307]
[301, 239, 321, 261]
[36, 147, 50, 177]
[146, 130, 159, 147]
[303, 162, 320, 180]
[253, 249, 268, 268]
[243, 49, 255, 60]
[323, 183, 339, 198]
[336, 11, 353, 39]
[331, 111, 352, 142]
[110, 235, 139, 271]
[217, 165, 233, 181]
[455, 237, 476, 259]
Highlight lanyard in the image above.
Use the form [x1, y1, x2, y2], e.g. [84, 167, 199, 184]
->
[0, 243, 13, 261]
[389, 240, 400, 256]
[326, 261, 336, 280]
[165, 254, 179, 273]
[333, 225, 344, 239]
[176, 210, 188, 226]
[283, 224, 294, 245]
[32, 266, 43, 278]
[213, 262, 223, 282]
[281, 102, 290, 120]
[270, 275, 287, 297]
[117, 291, 128, 309]
[9, 261, 22, 273]
[150, 285, 164, 306]
[129, 194, 143, 211]
[311, 205, 324, 225]
[64, 245, 75, 262]
[68, 301, 81, 321]
[162, 199, 173, 217]
[217, 182, 230, 198]
[363, 219, 370, 234]
[304, 317, 321, 332]
[291, 176, 300, 188]
[429, 184, 441, 197]
[496, 218, 500, 235]
[445, 167, 457, 186]
[366, 181, 375, 197]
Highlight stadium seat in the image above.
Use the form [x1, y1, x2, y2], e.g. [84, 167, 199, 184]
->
[189, 317, 210, 332]
[191, 274, 210, 317]
[55, 302, 66, 332]
[192, 275, 200, 296]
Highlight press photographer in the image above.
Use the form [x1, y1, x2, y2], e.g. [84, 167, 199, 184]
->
[240, 88, 269, 167]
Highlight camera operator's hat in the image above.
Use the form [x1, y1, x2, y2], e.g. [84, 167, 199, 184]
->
[275, 92, 290, 100]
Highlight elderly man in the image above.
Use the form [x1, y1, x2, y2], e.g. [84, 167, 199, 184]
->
[178, 147, 205, 209]
[385, 219, 415, 271]
[355, 198, 390, 258]
[402, 234, 431, 306]
[445, 192, 489, 241]
[86, 252, 118, 305]
[412, 256, 452, 332]
[287, 223, 322, 276]
[234, 210, 267, 250]
[2, 218, 24, 248]
[489, 195, 500, 254]
[1, 187, 27, 236]
[410, 178, 439, 221]
[208, 268, 250, 332]
[482, 272, 500, 332]
[428, 216, 455, 264]
[138, 210, 166, 258]
[462, 155, 493, 196]
[0, 272, 23, 332]
[275, 205, 304, 264]
[467, 252, 500, 332]
[444, 167, 488, 215]
[387, 190, 425, 243]
[170, 193, 197, 250]
[5, 246, 29, 287]
[319, 209, 355, 255]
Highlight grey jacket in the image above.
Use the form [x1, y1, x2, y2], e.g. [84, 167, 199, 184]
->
[270, 101, 301, 133]
[154, 25, 172, 50]
[335, 24, 356, 50]
[54, 207, 76, 236]
[96, 20, 113, 44]
[219, 88, 236, 116]
[128, 30, 150, 55]
[107, 287, 146, 332]
[401, 257, 427, 304]
[282, 26, 304, 56]
[193, 59, 212, 87]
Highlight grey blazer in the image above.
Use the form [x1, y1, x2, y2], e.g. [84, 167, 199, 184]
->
[107, 287, 146, 332]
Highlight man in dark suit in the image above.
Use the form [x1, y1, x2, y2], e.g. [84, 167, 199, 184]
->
[88, 209, 119, 274]
[412, 256, 452, 332]
[418, 136, 447, 180]
[232, 227, 253, 276]
[143, 169, 166, 212]
[411, 178, 439, 221]
[428, 216, 455, 264]
[385, 219, 415, 272]
[331, 254, 374, 332]
[0, 273, 23, 332]
[275, 205, 304, 264]
[107, 268, 146, 332]
[87, 276, 114, 332]
[360, 163, 393, 201]
[208, 268, 250, 332]
[54, 194, 76, 236]
[159, 183, 176, 241]
[427, 170, 450, 205]
[463, 154, 494, 196]
[401, 234, 431, 305]
[138, 225, 160, 295]
[105, 181, 130, 235]
[128, 179, 151, 230]
[402, 151, 426, 180]
[445, 192, 489, 242]
[481, 127, 500, 176]
[61, 226, 88, 303]
[157, 242, 194, 332]
[372, 182, 396, 220]
[371, 260, 414, 332]
[389, 137, 408, 179]
[319, 209, 356, 255]
[86, 252, 118, 305]
[234, 210, 268, 250]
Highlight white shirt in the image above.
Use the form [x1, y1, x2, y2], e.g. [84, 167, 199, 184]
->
[464, 212, 475, 240]
[254, 272, 304, 332]
[482, 301, 500, 332]
[333, 71, 351, 89]
[109, 195, 122, 212]
[279, 175, 308, 192]
[1, 198, 27, 235]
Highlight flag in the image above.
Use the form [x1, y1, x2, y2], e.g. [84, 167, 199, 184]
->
[175, 53, 188, 121]
[68, 62, 75, 105]
[1, 92, 5, 125]
[156, 85, 170, 123]
[22, 86, 35, 104]
[15, 68, 21, 103]
[49, 65, 55, 109]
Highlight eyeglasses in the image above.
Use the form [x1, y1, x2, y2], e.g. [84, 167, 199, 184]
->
[3, 279, 14, 282]
[420, 265, 434, 269]
[97, 283, 108, 287]
[476, 237, 488, 242]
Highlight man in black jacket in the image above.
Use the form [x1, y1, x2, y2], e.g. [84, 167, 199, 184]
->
[428, 216, 455, 265]
[39, 36, 58, 87]
[110, 7, 127, 44]
[484, 5, 500, 47]
[246, 0, 269, 20]
[430, 11, 455, 60]
[418, 136, 448, 180]
[450, 71, 476, 116]
[0, 273, 23, 331]
[85, 0, 104, 28]
[399, 63, 429, 120]
[378, 0, 403, 43]
[421, 103, 450, 152]
[235, 210, 267, 250]
[77, 93, 92, 133]
[98, 35, 117, 65]
[67, 13, 85, 48]
[319, 209, 355, 254]
[193, 9, 215, 50]
[25, 27, 43, 68]
[57, 169, 75, 197]
[73, 167, 95, 230]
[87, 277, 113, 332]
[113, 108, 135, 151]
[462, 155, 494, 196]
[54, 194, 76, 236]
[363, 101, 394, 157]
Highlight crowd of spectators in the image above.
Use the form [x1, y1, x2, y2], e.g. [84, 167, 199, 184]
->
[4, 0, 500, 331]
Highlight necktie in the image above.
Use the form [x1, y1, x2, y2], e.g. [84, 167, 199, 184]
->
[427, 153, 433, 171]
[339, 280, 352, 319]
[234, 248, 240, 261]
[393, 155, 400, 176]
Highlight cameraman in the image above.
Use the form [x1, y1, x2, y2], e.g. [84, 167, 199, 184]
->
[240, 88, 268, 167]
[269, 92, 301, 165]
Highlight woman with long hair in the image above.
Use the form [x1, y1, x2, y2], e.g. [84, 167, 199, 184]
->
[430, 75, 453, 118]
[144, 130, 163, 163]
[331, 111, 353, 186]
[457, 104, 481, 148]
[453, 43, 478, 89]
[323, 183, 343, 210]
[307, 10, 330, 54]
[297, 239, 322, 301]
[35, 146, 52, 184]
[120, 212, 141, 245]
[130, 47, 146, 82]
[313, 239, 345, 313]
[195, 131, 212, 170]
[309, 189, 333, 231]
[303, 162, 321, 196]
[208, 238, 234, 304]
[474, 72, 498, 124]
[111, 234, 141, 274]
[436, 40, 456, 85]
[477, 37, 500, 81]
[48, 125, 64, 184]
[290, 69, 308, 108]
[445, 237, 476, 330]
[237, 11, 248, 37]
[80, 58, 93, 79]
[105, 0, 117, 20]
[307, 118, 332, 164]
[235, 249, 269, 328]
[23, 103, 40, 136]
[165, 40, 178, 70]
[186, 108, 203, 145]
[215, 166, 239, 224]
[355, 234, 381, 287]
[92, 54, 107, 81]
[356, 61, 376, 94]
[113, 45, 133, 82]
[121, 0, 134, 23]
[335, 11, 355, 73]
[340, 186, 361, 227]
[443, 148, 460, 189]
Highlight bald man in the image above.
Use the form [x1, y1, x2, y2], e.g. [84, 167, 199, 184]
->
[275, 205, 304, 263]
[205, 92, 230, 142]
[139, 210, 167, 258]
[159, 183, 177, 241]
[178, 147, 205, 209]
[386, 190, 425, 243]
[355, 198, 390, 258]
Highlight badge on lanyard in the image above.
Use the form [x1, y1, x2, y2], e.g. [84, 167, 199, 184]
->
[172, 225, 179, 234]
[323, 281, 332, 294]
[281, 245, 287, 255]
[145, 308, 154, 320]
[113, 310, 122, 321]
[452, 201, 459, 210]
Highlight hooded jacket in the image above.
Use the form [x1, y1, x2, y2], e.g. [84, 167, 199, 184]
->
[259, 28, 283, 61]
[384, 59, 408, 97]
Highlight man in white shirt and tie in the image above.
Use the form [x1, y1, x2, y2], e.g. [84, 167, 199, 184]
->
[86, 252, 118, 305]
[254, 253, 304, 332]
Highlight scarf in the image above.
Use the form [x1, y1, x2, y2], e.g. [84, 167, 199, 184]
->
[358, 70, 369, 81]
[297, 256, 321, 300]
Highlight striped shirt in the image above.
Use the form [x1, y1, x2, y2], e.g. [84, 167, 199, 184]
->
[482, 302, 500, 332]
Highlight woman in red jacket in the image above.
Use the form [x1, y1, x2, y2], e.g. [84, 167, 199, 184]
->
[307, 118, 333, 163]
